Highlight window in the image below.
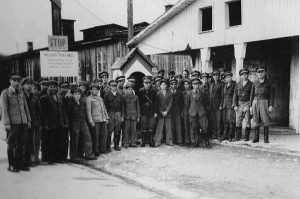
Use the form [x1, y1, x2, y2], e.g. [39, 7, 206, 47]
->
[226, 0, 242, 27]
[96, 49, 108, 78]
[199, 7, 213, 32]
[25, 60, 33, 78]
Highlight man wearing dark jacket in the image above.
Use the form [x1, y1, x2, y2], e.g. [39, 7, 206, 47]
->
[42, 80, 68, 163]
[209, 70, 224, 140]
[169, 79, 183, 145]
[138, 76, 157, 147]
[187, 78, 211, 148]
[233, 68, 253, 141]
[250, 66, 274, 143]
[1, 73, 31, 172]
[221, 72, 236, 141]
[154, 79, 173, 147]
[104, 80, 124, 151]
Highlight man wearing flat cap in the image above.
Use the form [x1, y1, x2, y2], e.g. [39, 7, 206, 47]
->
[42, 80, 68, 164]
[38, 78, 49, 97]
[104, 80, 125, 151]
[157, 69, 165, 78]
[209, 70, 224, 140]
[99, 71, 110, 97]
[220, 72, 236, 142]
[154, 79, 173, 147]
[22, 77, 42, 167]
[116, 76, 126, 96]
[154, 76, 162, 93]
[232, 68, 253, 142]
[168, 71, 175, 80]
[138, 76, 157, 147]
[1, 73, 32, 172]
[169, 79, 184, 145]
[250, 66, 274, 143]
[191, 70, 201, 79]
[182, 69, 190, 79]
[182, 78, 192, 146]
[187, 78, 211, 148]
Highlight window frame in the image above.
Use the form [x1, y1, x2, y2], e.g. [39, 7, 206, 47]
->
[225, 0, 243, 29]
[96, 49, 108, 78]
[198, 6, 214, 34]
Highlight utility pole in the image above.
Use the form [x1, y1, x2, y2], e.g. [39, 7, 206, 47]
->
[127, 0, 134, 42]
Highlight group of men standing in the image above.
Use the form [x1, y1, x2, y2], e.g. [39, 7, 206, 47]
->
[0, 65, 274, 173]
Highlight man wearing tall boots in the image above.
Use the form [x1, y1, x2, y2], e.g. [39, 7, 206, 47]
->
[169, 79, 184, 145]
[187, 78, 211, 148]
[221, 72, 236, 141]
[104, 80, 124, 151]
[233, 68, 253, 141]
[154, 79, 173, 147]
[43, 80, 68, 164]
[208, 70, 224, 140]
[1, 73, 32, 172]
[138, 76, 157, 147]
[250, 66, 275, 143]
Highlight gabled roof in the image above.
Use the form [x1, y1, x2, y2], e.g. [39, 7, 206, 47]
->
[127, 0, 196, 47]
[111, 47, 156, 70]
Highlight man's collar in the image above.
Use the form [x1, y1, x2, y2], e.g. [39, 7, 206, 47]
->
[9, 86, 16, 93]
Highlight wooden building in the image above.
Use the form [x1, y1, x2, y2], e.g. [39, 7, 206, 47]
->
[6, 22, 149, 83]
[127, 0, 300, 133]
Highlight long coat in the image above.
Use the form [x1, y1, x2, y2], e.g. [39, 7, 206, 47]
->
[170, 89, 183, 115]
[138, 88, 157, 117]
[156, 90, 173, 118]
[42, 94, 68, 129]
[67, 98, 88, 130]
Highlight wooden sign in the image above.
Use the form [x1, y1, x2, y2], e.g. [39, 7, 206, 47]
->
[48, 35, 68, 51]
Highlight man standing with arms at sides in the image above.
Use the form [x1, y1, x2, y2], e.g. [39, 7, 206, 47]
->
[169, 79, 183, 145]
[250, 66, 274, 143]
[220, 72, 236, 141]
[104, 80, 124, 151]
[232, 68, 253, 141]
[154, 79, 173, 147]
[22, 78, 41, 167]
[86, 84, 109, 156]
[43, 80, 68, 164]
[187, 78, 211, 148]
[182, 78, 192, 146]
[1, 73, 32, 172]
[209, 70, 224, 140]
[138, 76, 157, 147]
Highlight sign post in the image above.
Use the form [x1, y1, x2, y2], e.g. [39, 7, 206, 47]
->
[48, 35, 68, 51]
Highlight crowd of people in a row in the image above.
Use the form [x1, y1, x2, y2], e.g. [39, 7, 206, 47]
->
[0, 66, 274, 173]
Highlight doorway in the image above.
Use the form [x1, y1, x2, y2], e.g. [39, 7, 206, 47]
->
[130, 72, 145, 93]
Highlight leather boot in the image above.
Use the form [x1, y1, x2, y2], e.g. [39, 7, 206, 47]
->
[252, 127, 260, 143]
[106, 135, 112, 152]
[234, 127, 242, 141]
[264, 126, 269, 143]
[141, 131, 146, 147]
[244, 127, 251, 141]
[205, 133, 211, 148]
[149, 130, 155, 147]
[229, 125, 235, 141]
[114, 134, 121, 151]
[221, 127, 230, 141]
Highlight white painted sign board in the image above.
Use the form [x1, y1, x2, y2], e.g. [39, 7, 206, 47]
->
[40, 51, 79, 77]
[48, 35, 68, 51]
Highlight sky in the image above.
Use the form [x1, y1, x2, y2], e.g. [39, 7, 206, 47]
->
[0, 0, 178, 55]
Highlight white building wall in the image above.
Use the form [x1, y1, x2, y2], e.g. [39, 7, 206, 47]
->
[137, 0, 300, 55]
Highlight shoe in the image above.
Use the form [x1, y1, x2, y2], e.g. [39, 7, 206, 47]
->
[85, 155, 97, 160]
[166, 142, 173, 146]
[221, 127, 229, 141]
[95, 152, 100, 157]
[7, 166, 19, 173]
[141, 131, 146, 147]
[235, 127, 242, 141]
[129, 144, 137, 148]
[244, 127, 251, 141]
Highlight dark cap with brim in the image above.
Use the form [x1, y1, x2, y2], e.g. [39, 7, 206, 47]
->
[47, 80, 58, 87]
[109, 80, 118, 86]
[239, 68, 249, 76]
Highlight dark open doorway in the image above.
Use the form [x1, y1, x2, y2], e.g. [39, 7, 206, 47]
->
[130, 72, 145, 92]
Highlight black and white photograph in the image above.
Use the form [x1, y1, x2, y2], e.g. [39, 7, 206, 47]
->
[0, 0, 300, 198]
